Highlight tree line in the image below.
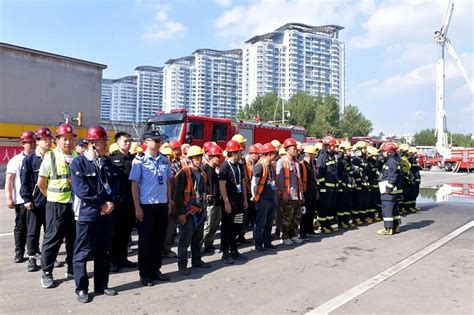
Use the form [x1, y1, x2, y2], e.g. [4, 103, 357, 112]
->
[414, 129, 474, 147]
[237, 92, 373, 138]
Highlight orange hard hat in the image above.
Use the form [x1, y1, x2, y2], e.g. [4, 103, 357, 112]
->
[207, 144, 223, 156]
[283, 138, 297, 148]
[322, 136, 336, 146]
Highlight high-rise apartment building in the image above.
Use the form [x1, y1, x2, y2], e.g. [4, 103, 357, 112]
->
[135, 66, 164, 122]
[242, 23, 345, 111]
[163, 49, 242, 118]
[110, 75, 137, 122]
[100, 78, 113, 121]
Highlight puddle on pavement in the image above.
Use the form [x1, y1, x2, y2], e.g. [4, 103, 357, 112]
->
[417, 183, 474, 204]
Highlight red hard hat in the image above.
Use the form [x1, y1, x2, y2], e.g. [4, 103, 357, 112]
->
[322, 136, 336, 146]
[35, 127, 52, 139]
[283, 138, 297, 148]
[182, 144, 190, 156]
[226, 140, 242, 153]
[85, 125, 108, 141]
[254, 143, 263, 150]
[248, 144, 259, 154]
[203, 141, 215, 153]
[380, 142, 398, 154]
[169, 140, 181, 149]
[207, 144, 223, 156]
[20, 131, 35, 143]
[260, 143, 277, 154]
[56, 123, 76, 137]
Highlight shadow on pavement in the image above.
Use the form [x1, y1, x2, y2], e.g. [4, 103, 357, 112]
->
[400, 220, 434, 232]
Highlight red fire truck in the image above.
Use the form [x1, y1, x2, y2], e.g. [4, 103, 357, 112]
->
[145, 109, 306, 149]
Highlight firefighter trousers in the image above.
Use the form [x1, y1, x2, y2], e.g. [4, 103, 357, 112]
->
[317, 188, 337, 228]
[381, 195, 401, 229]
[336, 188, 352, 224]
[300, 192, 317, 237]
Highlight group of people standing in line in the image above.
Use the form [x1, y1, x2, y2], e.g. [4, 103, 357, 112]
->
[5, 123, 420, 303]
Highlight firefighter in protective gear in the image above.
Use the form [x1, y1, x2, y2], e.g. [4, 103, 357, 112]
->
[37, 123, 78, 289]
[408, 147, 421, 212]
[378, 142, 403, 235]
[399, 145, 414, 214]
[366, 146, 382, 221]
[219, 140, 248, 264]
[174, 146, 211, 275]
[251, 143, 278, 251]
[276, 138, 304, 245]
[351, 140, 372, 225]
[299, 145, 319, 238]
[316, 136, 339, 233]
[20, 127, 53, 272]
[335, 141, 354, 228]
[70, 125, 119, 303]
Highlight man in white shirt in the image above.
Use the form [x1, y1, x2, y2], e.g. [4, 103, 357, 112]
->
[5, 131, 36, 263]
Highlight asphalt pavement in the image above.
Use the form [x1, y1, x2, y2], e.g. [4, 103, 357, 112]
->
[0, 172, 472, 314]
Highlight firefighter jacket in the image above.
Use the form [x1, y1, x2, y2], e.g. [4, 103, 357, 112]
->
[337, 152, 355, 191]
[316, 148, 338, 191]
[409, 156, 421, 185]
[352, 153, 369, 190]
[380, 153, 403, 200]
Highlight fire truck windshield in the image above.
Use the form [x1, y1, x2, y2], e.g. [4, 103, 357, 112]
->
[149, 122, 183, 141]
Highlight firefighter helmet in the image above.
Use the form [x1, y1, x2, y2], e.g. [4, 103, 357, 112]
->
[56, 123, 76, 137]
[187, 145, 204, 158]
[226, 140, 242, 153]
[408, 147, 417, 155]
[304, 145, 318, 155]
[283, 138, 297, 148]
[248, 144, 259, 154]
[260, 143, 277, 154]
[20, 131, 35, 143]
[231, 134, 247, 144]
[207, 144, 223, 156]
[35, 127, 52, 140]
[366, 146, 379, 156]
[279, 147, 287, 155]
[339, 141, 352, 150]
[322, 136, 336, 146]
[161, 147, 176, 159]
[271, 140, 282, 149]
[380, 142, 398, 154]
[353, 140, 368, 150]
[168, 140, 181, 150]
[314, 142, 323, 151]
[85, 125, 108, 141]
[399, 143, 410, 152]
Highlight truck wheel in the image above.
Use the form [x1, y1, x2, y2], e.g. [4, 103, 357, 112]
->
[445, 163, 453, 172]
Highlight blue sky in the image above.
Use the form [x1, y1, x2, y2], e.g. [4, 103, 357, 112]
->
[1, 0, 473, 136]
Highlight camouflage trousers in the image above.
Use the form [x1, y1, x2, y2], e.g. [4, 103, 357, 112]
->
[280, 200, 302, 239]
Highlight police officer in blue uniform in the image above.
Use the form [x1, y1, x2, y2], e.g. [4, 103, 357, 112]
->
[70, 125, 119, 303]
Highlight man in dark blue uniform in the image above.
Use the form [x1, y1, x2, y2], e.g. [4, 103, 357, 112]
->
[71, 125, 119, 303]
[378, 142, 403, 235]
[20, 127, 53, 272]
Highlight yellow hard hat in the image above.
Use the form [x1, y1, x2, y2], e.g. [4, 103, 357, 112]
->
[408, 147, 417, 154]
[353, 141, 368, 150]
[366, 146, 379, 156]
[279, 147, 286, 155]
[271, 140, 281, 149]
[232, 134, 247, 144]
[314, 142, 323, 151]
[186, 145, 204, 158]
[304, 145, 317, 155]
[339, 141, 352, 150]
[108, 143, 119, 154]
[130, 142, 143, 154]
[399, 143, 410, 152]
[160, 147, 175, 159]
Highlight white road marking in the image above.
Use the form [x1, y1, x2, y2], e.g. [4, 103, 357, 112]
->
[308, 220, 474, 315]
[0, 232, 14, 237]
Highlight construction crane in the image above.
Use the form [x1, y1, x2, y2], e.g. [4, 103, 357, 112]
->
[434, 0, 474, 157]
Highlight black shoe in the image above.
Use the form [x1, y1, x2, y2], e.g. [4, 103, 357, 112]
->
[163, 250, 178, 259]
[110, 262, 120, 273]
[54, 260, 63, 268]
[95, 288, 117, 296]
[76, 290, 90, 303]
[140, 277, 154, 287]
[256, 247, 270, 252]
[152, 270, 170, 281]
[14, 254, 25, 263]
[222, 254, 234, 265]
[27, 258, 39, 272]
[203, 246, 215, 254]
[41, 272, 54, 288]
[192, 260, 212, 268]
[264, 244, 277, 250]
[299, 235, 310, 241]
[121, 260, 137, 268]
[178, 266, 191, 275]
[230, 251, 248, 261]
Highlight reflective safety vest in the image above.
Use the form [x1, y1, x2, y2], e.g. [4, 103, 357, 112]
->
[280, 156, 302, 197]
[46, 149, 78, 203]
[178, 166, 207, 215]
[245, 157, 255, 180]
[253, 160, 270, 202]
[299, 160, 316, 193]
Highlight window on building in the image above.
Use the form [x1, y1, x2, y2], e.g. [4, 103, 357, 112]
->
[211, 123, 228, 142]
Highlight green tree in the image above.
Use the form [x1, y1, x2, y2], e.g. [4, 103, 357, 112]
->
[286, 92, 316, 130]
[310, 95, 340, 137]
[414, 129, 436, 146]
[337, 105, 373, 137]
[449, 133, 474, 147]
[237, 92, 281, 121]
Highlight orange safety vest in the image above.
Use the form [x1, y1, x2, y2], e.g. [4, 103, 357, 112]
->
[254, 160, 270, 202]
[280, 156, 302, 197]
[178, 166, 207, 215]
[299, 160, 317, 193]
